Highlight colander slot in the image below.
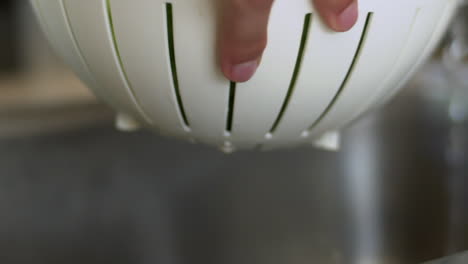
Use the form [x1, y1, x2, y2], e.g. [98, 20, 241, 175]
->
[226, 81, 237, 134]
[106, 0, 152, 123]
[269, 13, 312, 133]
[166, 3, 190, 127]
[307, 12, 373, 131]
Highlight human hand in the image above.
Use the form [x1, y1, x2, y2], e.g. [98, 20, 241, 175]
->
[218, 0, 359, 82]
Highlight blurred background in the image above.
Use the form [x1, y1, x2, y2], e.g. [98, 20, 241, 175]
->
[0, 1, 467, 264]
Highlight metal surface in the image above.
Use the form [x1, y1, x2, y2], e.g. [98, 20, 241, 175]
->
[0, 60, 466, 263]
[423, 251, 468, 264]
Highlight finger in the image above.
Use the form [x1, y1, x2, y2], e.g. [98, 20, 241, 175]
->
[218, 0, 274, 82]
[313, 0, 358, 32]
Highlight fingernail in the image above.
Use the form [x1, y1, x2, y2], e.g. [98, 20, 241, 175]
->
[331, 1, 358, 32]
[230, 60, 258, 82]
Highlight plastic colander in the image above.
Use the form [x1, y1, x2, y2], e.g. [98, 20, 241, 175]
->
[30, 0, 458, 152]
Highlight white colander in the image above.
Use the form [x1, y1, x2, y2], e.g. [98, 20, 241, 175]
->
[31, 0, 458, 152]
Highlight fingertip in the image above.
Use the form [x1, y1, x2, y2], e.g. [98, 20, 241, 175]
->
[329, 1, 359, 32]
[219, 41, 265, 83]
[222, 59, 259, 83]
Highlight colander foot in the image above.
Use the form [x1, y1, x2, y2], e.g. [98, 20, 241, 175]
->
[311, 131, 341, 152]
[220, 141, 235, 154]
[115, 112, 141, 132]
